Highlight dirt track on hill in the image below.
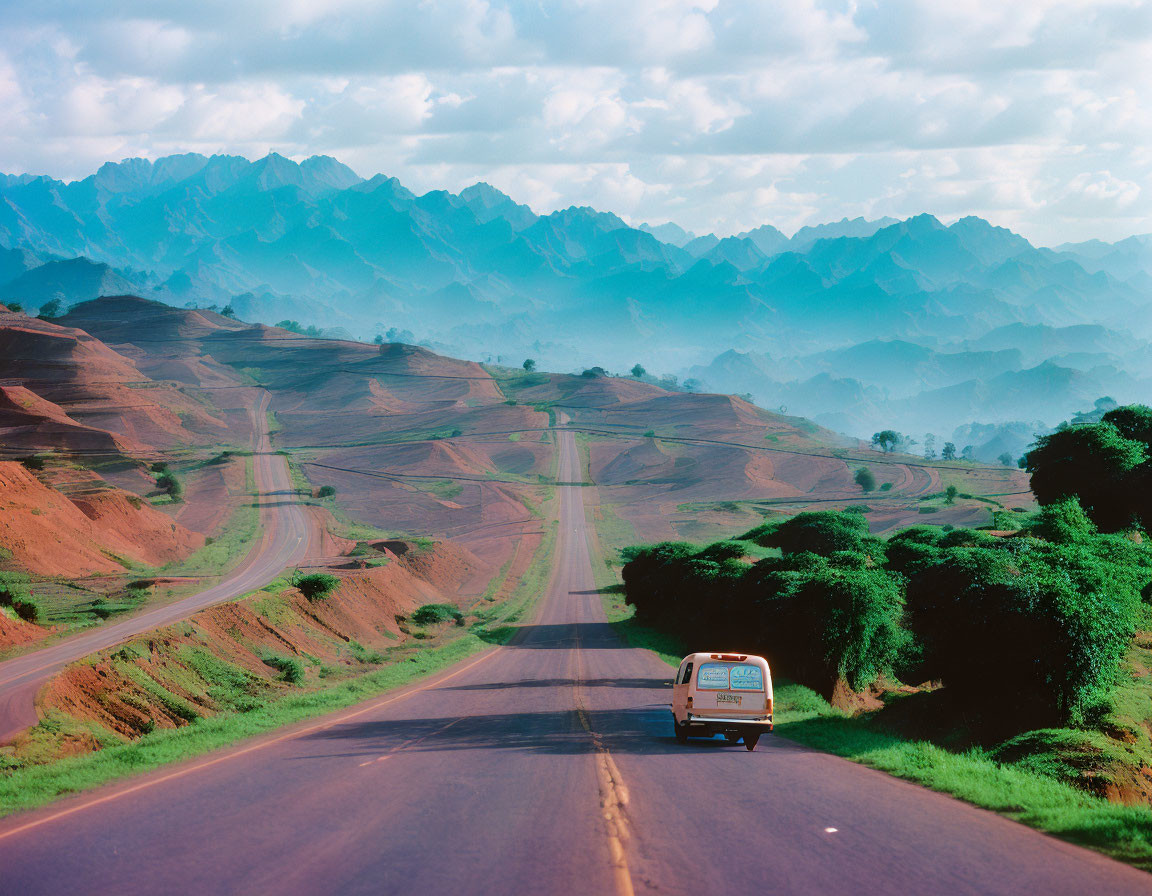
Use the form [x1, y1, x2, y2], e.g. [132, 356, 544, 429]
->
[0, 392, 319, 743]
[0, 428, 1147, 895]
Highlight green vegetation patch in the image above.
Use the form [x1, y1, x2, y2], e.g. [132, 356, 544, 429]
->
[603, 595, 1152, 872]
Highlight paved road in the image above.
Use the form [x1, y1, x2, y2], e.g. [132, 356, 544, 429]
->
[0, 392, 316, 742]
[0, 428, 1149, 894]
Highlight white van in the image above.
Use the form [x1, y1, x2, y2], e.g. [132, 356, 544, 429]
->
[671, 653, 773, 751]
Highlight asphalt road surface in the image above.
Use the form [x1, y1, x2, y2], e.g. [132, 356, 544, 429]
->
[0, 428, 1149, 894]
[0, 392, 315, 742]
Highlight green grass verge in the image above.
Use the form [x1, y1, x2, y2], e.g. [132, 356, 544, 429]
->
[0, 501, 561, 819]
[0, 632, 502, 818]
[600, 594, 1152, 872]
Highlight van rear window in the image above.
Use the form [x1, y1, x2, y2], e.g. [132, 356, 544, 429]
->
[696, 662, 764, 691]
[729, 664, 764, 690]
[696, 663, 730, 689]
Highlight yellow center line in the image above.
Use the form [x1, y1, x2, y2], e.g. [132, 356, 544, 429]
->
[573, 618, 636, 896]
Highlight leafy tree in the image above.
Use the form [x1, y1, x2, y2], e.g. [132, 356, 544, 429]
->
[998, 452, 1014, 467]
[871, 430, 900, 453]
[373, 334, 384, 345]
[523, 358, 536, 372]
[854, 467, 876, 492]
[220, 304, 236, 318]
[317, 485, 336, 498]
[7, 303, 22, 313]
[582, 366, 607, 378]
[923, 434, 937, 460]
[941, 442, 957, 461]
[630, 364, 646, 378]
[276, 320, 304, 333]
[944, 485, 958, 504]
[1102, 404, 1152, 445]
[1023, 420, 1147, 531]
[961, 445, 974, 461]
[38, 299, 62, 320]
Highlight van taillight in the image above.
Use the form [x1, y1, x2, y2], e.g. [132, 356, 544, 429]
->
[711, 654, 747, 661]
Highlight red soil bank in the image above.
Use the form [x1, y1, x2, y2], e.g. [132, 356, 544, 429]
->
[0, 461, 204, 577]
[26, 542, 479, 753]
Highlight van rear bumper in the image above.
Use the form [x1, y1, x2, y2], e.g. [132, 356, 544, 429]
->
[684, 713, 773, 730]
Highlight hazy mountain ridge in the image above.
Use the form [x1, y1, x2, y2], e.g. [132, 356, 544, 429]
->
[0, 152, 1148, 453]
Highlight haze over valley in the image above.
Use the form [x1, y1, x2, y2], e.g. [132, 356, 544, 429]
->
[2, 152, 1149, 460]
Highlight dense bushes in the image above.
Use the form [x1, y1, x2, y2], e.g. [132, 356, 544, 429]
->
[621, 503, 1152, 731]
[741, 511, 877, 557]
[623, 524, 905, 695]
[899, 530, 1148, 728]
[1023, 405, 1152, 531]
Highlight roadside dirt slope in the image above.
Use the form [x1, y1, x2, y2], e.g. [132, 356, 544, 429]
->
[0, 461, 204, 577]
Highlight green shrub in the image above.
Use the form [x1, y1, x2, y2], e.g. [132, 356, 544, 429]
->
[879, 482, 893, 491]
[854, 467, 876, 492]
[294, 573, 340, 601]
[748, 511, 874, 556]
[262, 654, 304, 684]
[1025, 497, 1097, 544]
[156, 472, 182, 501]
[411, 603, 465, 626]
[317, 485, 336, 498]
[0, 574, 40, 623]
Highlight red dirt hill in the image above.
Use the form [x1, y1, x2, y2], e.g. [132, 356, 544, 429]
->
[0, 461, 204, 577]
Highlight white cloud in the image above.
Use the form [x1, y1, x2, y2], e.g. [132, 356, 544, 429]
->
[0, 0, 1148, 243]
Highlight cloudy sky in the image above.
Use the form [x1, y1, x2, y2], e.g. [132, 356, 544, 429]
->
[0, 0, 1149, 245]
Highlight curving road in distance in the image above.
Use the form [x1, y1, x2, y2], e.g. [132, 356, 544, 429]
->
[0, 392, 316, 742]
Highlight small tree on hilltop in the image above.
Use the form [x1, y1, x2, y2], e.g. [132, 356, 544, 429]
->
[961, 445, 974, 461]
[631, 363, 646, 379]
[523, 358, 536, 372]
[854, 467, 877, 493]
[998, 452, 1014, 467]
[373, 334, 384, 345]
[944, 485, 958, 505]
[38, 299, 62, 320]
[220, 304, 236, 318]
[871, 430, 900, 453]
[941, 441, 957, 461]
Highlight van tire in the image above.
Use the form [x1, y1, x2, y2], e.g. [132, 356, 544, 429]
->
[745, 733, 760, 751]
[675, 723, 688, 743]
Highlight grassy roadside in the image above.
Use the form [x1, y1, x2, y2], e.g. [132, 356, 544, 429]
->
[0, 521, 557, 819]
[599, 593, 1152, 872]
